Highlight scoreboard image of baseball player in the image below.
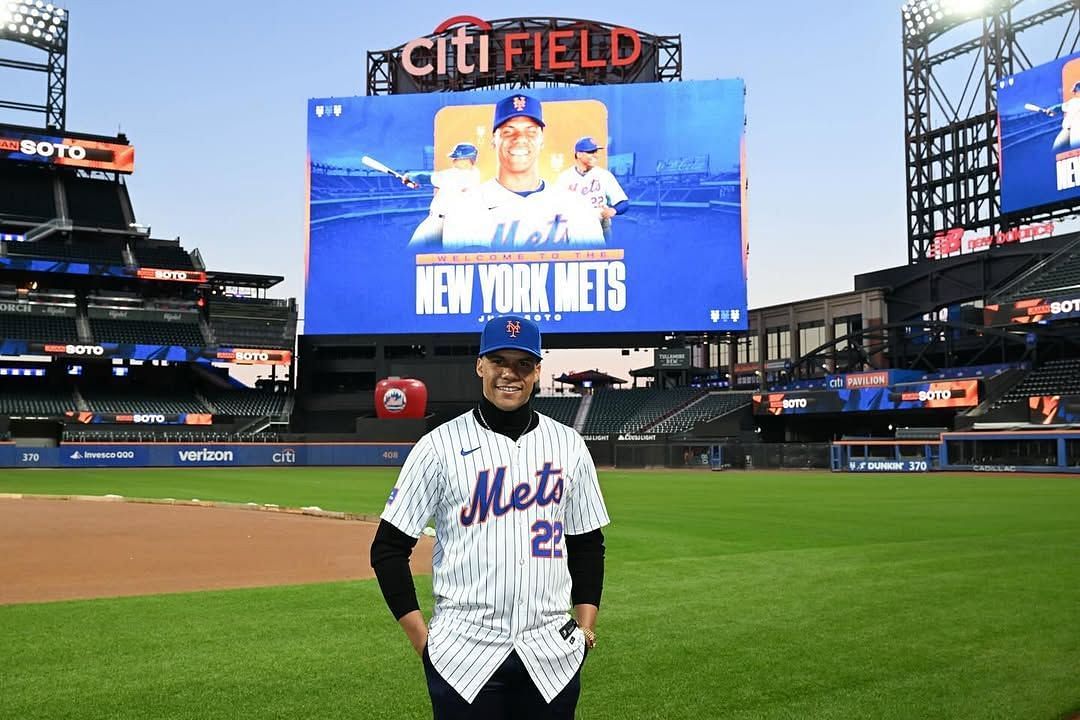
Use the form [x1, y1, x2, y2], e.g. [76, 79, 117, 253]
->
[555, 135, 631, 241]
[306, 80, 748, 336]
[999, 52, 1080, 213]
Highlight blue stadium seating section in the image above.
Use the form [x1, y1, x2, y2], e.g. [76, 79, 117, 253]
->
[532, 396, 581, 427]
[992, 359, 1080, 409]
[651, 392, 754, 433]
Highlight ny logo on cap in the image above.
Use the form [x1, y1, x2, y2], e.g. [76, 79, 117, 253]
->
[513, 96, 527, 111]
[506, 320, 521, 337]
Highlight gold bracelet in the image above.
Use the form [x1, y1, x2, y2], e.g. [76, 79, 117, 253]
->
[581, 627, 597, 648]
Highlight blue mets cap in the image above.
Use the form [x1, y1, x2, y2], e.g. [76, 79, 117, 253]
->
[574, 136, 603, 153]
[479, 315, 542, 360]
[493, 94, 545, 132]
[448, 143, 478, 160]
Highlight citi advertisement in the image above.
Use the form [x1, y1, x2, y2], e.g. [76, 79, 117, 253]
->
[998, 52, 1080, 213]
[306, 81, 748, 335]
[0, 125, 135, 174]
[753, 379, 979, 415]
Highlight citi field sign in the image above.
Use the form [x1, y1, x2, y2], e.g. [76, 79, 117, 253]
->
[400, 15, 642, 77]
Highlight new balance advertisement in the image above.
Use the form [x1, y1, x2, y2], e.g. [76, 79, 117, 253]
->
[306, 80, 748, 335]
[983, 294, 1080, 325]
[753, 379, 980, 415]
[1029, 395, 1080, 425]
[998, 52, 1080, 213]
[0, 125, 135, 174]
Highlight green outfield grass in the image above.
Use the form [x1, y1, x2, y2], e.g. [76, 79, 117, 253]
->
[0, 468, 1078, 719]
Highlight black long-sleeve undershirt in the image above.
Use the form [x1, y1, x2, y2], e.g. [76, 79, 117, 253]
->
[370, 397, 606, 620]
[370, 520, 606, 619]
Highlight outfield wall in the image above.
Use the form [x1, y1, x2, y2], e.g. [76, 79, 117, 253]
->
[0, 443, 413, 468]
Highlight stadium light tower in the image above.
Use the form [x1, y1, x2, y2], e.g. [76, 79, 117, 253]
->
[0, 1, 69, 129]
[901, 0, 993, 41]
[899, 0, 1080, 264]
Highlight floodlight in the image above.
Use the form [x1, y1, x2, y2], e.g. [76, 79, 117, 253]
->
[0, 1, 66, 50]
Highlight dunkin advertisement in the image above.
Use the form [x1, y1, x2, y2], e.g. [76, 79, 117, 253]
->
[305, 80, 747, 335]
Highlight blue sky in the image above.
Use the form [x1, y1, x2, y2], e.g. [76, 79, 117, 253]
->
[1, 1, 911, 381]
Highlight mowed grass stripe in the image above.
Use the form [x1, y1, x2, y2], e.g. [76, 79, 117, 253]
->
[0, 468, 1077, 719]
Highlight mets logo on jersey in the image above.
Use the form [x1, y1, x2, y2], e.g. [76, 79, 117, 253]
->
[460, 462, 564, 526]
[513, 96, 527, 111]
[506, 320, 521, 337]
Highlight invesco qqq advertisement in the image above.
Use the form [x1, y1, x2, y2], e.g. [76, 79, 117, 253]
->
[305, 80, 747, 334]
[998, 52, 1080, 213]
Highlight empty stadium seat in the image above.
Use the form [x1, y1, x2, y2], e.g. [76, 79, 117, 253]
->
[533, 396, 581, 426]
[209, 297, 296, 350]
[205, 389, 290, 417]
[89, 317, 205, 346]
[80, 388, 209, 414]
[4, 238, 127, 264]
[132, 243, 196, 269]
[0, 310, 79, 344]
[992, 359, 1080, 408]
[0, 386, 75, 416]
[651, 392, 754, 433]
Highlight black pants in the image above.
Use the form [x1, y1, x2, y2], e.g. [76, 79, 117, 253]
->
[423, 646, 583, 719]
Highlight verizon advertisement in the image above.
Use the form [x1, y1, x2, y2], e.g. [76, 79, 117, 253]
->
[0, 125, 135, 174]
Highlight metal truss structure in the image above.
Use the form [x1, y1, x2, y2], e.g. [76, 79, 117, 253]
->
[0, 3, 69, 129]
[903, 0, 1080, 263]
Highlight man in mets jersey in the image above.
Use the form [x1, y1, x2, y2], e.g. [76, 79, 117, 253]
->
[370, 315, 609, 719]
[555, 136, 630, 242]
[440, 93, 606, 251]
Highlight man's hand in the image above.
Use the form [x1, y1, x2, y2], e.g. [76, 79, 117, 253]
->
[600, 207, 617, 220]
[574, 603, 599, 649]
[401, 174, 420, 190]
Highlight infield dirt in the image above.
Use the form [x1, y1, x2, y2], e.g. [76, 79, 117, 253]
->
[0, 497, 433, 604]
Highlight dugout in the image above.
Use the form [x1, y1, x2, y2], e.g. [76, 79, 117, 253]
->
[831, 430, 1080, 473]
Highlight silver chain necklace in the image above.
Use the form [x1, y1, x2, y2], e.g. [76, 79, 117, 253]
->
[476, 405, 494, 432]
[476, 404, 530, 441]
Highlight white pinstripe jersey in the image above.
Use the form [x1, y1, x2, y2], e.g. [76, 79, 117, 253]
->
[555, 166, 629, 211]
[440, 179, 606, 250]
[381, 409, 610, 703]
